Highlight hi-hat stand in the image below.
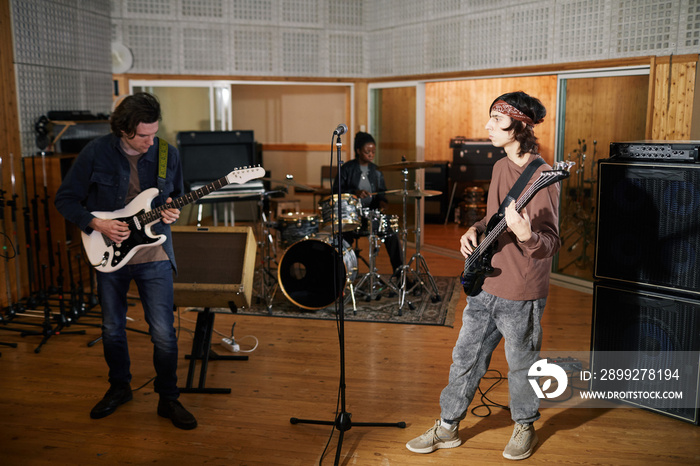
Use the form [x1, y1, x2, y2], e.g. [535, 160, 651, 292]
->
[290, 126, 405, 465]
[253, 190, 282, 314]
[402, 184, 441, 307]
[351, 211, 399, 304]
[393, 165, 418, 315]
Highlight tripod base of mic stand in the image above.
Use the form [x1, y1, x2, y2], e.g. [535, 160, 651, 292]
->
[291, 412, 406, 464]
[290, 414, 406, 430]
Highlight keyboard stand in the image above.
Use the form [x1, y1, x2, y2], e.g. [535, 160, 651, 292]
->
[180, 307, 248, 394]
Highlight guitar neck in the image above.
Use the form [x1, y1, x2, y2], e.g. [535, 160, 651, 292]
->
[139, 175, 231, 225]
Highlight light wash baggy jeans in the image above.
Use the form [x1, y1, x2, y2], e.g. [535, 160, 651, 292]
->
[439, 290, 546, 425]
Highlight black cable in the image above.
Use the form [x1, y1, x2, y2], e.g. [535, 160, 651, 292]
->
[470, 369, 510, 418]
[0, 232, 16, 260]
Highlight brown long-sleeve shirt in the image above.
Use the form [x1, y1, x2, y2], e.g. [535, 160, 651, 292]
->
[471, 153, 561, 301]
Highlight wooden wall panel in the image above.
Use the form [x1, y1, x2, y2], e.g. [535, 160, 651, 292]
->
[562, 75, 648, 164]
[651, 58, 698, 140]
[0, 0, 28, 308]
[425, 76, 558, 166]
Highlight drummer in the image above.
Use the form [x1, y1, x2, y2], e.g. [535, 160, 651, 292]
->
[333, 131, 403, 276]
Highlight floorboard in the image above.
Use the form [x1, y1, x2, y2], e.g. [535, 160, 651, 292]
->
[0, 223, 698, 465]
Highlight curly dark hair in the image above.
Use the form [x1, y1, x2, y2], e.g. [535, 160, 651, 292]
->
[110, 92, 161, 138]
[490, 91, 546, 157]
[353, 131, 376, 158]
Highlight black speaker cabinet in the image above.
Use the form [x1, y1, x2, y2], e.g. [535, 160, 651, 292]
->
[171, 226, 256, 309]
[450, 140, 506, 183]
[595, 160, 700, 296]
[591, 283, 700, 424]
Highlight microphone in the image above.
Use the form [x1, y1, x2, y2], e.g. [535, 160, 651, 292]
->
[333, 123, 348, 135]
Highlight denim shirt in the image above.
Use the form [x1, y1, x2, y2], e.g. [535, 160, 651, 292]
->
[54, 133, 184, 272]
[332, 158, 388, 210]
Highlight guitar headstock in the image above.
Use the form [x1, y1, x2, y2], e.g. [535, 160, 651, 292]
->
[539, 161, 576, 186]
[226, 166, 266, 185]
[554, 161, 576, 173]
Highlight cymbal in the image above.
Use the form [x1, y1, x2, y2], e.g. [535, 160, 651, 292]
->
[386, 188, 442, 198]
[377, 160, 436, 171]
[263, 177, 315, 191]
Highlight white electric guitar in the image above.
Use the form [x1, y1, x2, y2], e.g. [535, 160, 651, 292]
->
[82, 166, 265, 273]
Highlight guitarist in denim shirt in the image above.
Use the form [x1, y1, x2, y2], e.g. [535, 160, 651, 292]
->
[55, 92, 197, 430]
[406, 91, 560, 460]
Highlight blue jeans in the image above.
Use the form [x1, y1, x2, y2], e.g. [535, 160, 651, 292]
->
[97, 260, 179, 400]
[439, 291, 546, 424]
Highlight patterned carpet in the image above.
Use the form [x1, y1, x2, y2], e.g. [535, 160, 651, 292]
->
[233, 275, 462, 327]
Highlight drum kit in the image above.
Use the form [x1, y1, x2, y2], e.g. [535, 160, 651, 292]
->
[254, 161, 442, 315]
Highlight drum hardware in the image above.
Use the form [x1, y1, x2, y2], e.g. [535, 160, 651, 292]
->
[387, 160, 442, 314]
[395, 183, 442, 305]
[252, 191, 281, 314]
[377, 160, 436, 171]
[262, 175, 316, 192]
[390, 163, 417, 315]
[351, 210, 400, 304]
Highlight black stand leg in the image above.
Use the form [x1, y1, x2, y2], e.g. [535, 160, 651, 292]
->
[289, 128, 405, 465]
[180, 307, 247, 394]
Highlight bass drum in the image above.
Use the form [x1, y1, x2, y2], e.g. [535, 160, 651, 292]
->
[278, 233, 357, 310]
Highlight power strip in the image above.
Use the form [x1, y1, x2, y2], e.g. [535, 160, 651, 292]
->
[221, 337, 240, 353]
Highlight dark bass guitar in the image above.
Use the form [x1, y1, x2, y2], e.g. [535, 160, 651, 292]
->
[82, 166, 265, 273]
[460, 161, 574, 296]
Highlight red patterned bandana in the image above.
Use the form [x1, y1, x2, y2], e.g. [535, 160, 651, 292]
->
[491, 100, 539, 126]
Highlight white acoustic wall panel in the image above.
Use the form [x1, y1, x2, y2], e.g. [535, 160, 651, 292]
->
[11, 0, 112, 157]
[232, 27, 277, 74]
[505, 2, 555, 67]
[679, 0, 700, 52]
[182, 23, 229, 74]
[329, 32, 365, 76]
[611, 0, 680, 56]
[554, 0, 612, 63]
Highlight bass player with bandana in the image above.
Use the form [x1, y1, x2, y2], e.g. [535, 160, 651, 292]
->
[406, 91, 561, 461]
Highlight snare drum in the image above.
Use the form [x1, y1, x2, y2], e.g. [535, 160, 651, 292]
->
[319, 194, 361, 232]
[278, 233, 358, 310]
[277, 212, 319, 245]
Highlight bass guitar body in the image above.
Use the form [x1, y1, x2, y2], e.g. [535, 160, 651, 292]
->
[460, 213, 500, 296]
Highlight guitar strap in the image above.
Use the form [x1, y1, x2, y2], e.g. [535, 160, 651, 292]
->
[157, 137, 168, 193]
[497, 157, 545, 216]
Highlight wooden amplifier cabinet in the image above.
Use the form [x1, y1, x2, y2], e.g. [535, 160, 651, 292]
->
[171, 226, 256, 309]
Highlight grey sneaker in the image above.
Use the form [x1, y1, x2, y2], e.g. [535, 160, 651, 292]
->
[503, 423, 538, 460]
[405, 420, 462, 454]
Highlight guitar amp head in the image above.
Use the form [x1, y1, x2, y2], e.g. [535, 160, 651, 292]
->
[610, 141, 700, 162]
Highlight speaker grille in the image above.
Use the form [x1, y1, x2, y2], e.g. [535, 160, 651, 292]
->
[591, 283, 700, 424]
[595, 161, 700, 294]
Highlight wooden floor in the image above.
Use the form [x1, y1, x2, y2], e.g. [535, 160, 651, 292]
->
[1, 224, 699, 465]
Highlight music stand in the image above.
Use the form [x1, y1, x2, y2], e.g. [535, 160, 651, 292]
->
[289, 127, 405, 465]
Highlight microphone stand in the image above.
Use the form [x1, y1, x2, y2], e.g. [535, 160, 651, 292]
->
[290, 127, 405, 465]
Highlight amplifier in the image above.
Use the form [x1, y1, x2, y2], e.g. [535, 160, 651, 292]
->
[171, 226, 257, 309]
[449, 138, 505, 183]
[610, 141, 700, 162]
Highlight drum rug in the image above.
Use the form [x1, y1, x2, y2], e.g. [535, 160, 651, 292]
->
[234, 275, 462, 327]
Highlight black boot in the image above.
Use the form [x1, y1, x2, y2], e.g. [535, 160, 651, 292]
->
[90, 384, 133, 419]
[158, 398, 198, 430]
